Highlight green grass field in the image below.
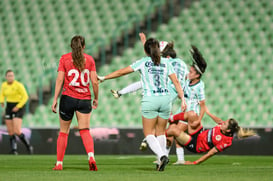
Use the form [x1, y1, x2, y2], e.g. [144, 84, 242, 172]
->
[0, 155, 272, 181]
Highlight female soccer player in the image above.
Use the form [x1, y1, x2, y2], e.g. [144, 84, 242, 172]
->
[51, 35, 99, 171]
[111, 33, 189, 164]
[98, 38, 186, 171]
[0, 69, 33, 154]
[167, 107, 256, 164]
[168, 45, 207, 135]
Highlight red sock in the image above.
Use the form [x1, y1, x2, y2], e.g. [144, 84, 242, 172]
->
[173, 112, 185, 121]
[56, 132, 68, 162]
[79, 129, 94, 154]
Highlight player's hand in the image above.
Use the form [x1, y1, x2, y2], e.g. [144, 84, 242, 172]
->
[97, 75, 105, 83]
[181, 100, 187, 112]
[92, 99, 98, 109]
[12, 107, 19, 112]
[139, 32, 146, 45]
[51, 99, 57, 113]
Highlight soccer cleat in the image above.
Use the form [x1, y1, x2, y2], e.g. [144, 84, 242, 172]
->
[53, 164, 63, 170]
[139, 139, 148, 151]
[110, 89, 121, 99]
[89, 157, 98, 171]
[172, 160, 185, 165]
[158, 156, 169, 171]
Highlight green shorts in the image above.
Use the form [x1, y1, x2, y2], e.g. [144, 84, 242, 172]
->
[141, 95, 172, 119]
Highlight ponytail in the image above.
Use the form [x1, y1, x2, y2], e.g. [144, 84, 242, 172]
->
[237, 128, 256, 138]
[71, 35, 85, 71]
[144, 38, 161, 66]
[228, 118, 256, 138]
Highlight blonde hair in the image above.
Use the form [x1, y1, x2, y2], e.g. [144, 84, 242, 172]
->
[237, 128, 256, 138]
[228, 118, 256, 138]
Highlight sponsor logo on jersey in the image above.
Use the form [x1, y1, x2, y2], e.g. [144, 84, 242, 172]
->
[145, 61, 166, 68]
[216, 135, 222, 141]
[152, 88, 169, 94]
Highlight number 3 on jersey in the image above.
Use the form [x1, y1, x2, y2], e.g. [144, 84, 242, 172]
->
[68, 69, 90, 86]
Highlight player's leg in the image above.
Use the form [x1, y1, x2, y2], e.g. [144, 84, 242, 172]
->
[173, 142, 185, 165]
[166, 124, 191, 145]
[5, 119, 17, 154]
[53, 95, 73, 170]
[76, 99, 97, 171]
[155, 96, 172, 171]
[142, 116, 167, 165]
[111, 81, 142, 98]
[13, 117, 33, 154]
[156, 116, 170, 171]
[139, 128, 156, 151]
[173, 122, 187, 164]
[53, 118, 71, 170]
[186, 111, 203, 134]
[169, 111, 189, 123]
[156, 117, 168, 155]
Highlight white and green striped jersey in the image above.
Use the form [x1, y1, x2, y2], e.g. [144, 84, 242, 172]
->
[168, 58, 189, 90]
[130, 56, 175, 96]
[184, 79, 205, 114]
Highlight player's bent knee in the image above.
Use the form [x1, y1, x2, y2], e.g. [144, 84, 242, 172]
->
[175, 132, 191, 145]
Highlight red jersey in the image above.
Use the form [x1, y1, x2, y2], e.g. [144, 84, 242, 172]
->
[58, 52, 96, 100]
[196, 125, 233, 153]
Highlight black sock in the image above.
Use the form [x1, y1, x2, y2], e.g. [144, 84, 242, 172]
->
[18, 133, 31, 148]
[10, 135, 17, 151]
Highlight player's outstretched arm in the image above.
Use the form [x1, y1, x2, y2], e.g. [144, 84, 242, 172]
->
[98, 66, 134, 82]
[185, 147, 218, 165]
[206, 106, 223, 124]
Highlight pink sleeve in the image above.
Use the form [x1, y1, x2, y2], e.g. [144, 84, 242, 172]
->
[57, 56, 65, 72]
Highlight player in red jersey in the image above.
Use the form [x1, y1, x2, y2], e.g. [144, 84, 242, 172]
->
[51, 35, 99, 171]
[167, 107, 256, 165]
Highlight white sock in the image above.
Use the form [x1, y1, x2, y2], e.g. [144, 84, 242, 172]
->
[176, 147, 184, 161]
[166, 146, 171, 156]
[88, 152, 95, 160]
[119, 81, 142, 95]
[56, 161, 63, 165]
[156, 135, 167, 155]
[146, 135, 165, 159]
[169, 115, 174, 121]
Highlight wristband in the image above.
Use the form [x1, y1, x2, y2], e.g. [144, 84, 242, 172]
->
[193, 161, 197, 165]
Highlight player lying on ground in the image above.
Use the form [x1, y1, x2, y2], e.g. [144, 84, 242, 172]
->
[167, 107, 256, 165]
